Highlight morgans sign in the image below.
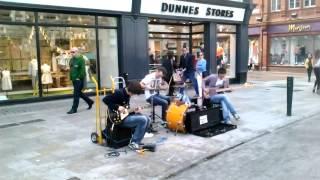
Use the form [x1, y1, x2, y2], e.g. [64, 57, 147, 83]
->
[140, 0, 245, 22]
[288, 24, 311, 32]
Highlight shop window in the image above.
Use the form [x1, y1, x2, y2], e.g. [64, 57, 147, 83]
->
[98, 16, 117, 27]
[149, 24, 189, 33]
[0, 25, 37, 100]
[39, 26, 97, 96]
[217, 24, 236, 78]
[149, 33, 189, 39]
[289, 0, 300, 9]
[99, 29, 119, 88]
[192, 25, 204, 33]
[270, 36, 316, 66]
[192, 34, 203, 54]
[38, 12, 95, 26]
[271, 0, 281, 11]
[249, 38, 259, 65]
[0, 9, 34, 23]
[304, 0, 315, 7]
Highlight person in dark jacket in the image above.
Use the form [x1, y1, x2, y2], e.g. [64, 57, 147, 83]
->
[162, 51, 177, 96]
[103, 81, 150, 150]
[179, 47, 199, 96]
[67, 47, 94, 114]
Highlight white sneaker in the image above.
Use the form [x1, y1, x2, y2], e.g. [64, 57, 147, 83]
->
[128, 142, 140, 150]
[233, 114, 240, 121]
[144, 132, 154, 138]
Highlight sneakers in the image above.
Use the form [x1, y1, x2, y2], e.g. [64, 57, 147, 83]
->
[128, 142, 140, 151]
[233, 113, 240, 121]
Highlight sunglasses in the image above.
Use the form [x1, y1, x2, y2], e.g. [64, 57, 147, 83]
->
[70, 51, 76, 53]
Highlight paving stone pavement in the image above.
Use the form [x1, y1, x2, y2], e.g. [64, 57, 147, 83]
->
[0, 71, 319, 180]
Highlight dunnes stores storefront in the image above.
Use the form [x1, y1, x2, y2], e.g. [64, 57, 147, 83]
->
[0, 0, 253, 105]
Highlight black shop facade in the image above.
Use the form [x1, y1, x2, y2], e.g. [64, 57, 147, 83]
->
[0, 0, 252, 104]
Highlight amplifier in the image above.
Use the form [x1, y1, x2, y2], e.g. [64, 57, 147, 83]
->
[185, 107, 222, 133]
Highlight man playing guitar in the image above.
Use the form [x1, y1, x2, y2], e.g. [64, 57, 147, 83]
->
[140, 66, 170, 121]
[203, 68, 240, 124]
[103, 81, 150, 150]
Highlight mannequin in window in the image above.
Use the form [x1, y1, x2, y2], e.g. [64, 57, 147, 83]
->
[41, 63, 53, 94]
[2, 67, 12, 96]
[83, 54, 92, 91]
[28, 57, 38, 96]
[216, 43, 224, 69]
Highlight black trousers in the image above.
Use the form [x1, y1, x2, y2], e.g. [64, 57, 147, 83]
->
[307, 68, 313, 82]
[314, 67, 320, 90]
[71, 80, 93, 111]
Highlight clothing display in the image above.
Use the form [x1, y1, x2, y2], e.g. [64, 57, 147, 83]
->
[52, 54, 58, 72]
[57, 54, 70, 70]
[2, 70, 12, 91]
[28, 59, 38, 90]
[41, 64, 53, 85]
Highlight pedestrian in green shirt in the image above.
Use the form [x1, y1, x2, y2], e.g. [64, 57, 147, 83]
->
[67, 47, 94, 114]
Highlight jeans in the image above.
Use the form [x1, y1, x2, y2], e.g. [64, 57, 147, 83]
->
[210, 94, 237, 122]
[147, 94, 170, 120]
[180, 71, 199, 95]
[121, 114, 150, 144]
[71, 80, 93, 111]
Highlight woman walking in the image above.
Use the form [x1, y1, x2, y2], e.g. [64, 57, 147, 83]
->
[305, 53, 313, 82]
[313, 50, 320, 93]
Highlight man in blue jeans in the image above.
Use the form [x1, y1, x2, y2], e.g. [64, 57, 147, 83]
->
[203, 68, 240, 124]
[140, 67, 170, 121]
[103, 81, 150, 150]
[179, 47, 199, 96]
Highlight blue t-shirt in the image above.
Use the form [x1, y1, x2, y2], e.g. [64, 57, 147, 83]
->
[196, 59, 207, 73]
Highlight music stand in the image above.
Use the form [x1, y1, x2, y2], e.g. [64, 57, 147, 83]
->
[148, 78, 163, 123]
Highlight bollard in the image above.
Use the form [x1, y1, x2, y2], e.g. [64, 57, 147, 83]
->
[287, 76, 294, 116]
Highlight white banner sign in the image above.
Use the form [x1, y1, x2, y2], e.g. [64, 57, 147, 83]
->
[0, 0, 132, 12]
[141, 0, 245, 22]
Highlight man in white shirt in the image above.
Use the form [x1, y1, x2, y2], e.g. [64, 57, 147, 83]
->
[140, 67, 170, 120]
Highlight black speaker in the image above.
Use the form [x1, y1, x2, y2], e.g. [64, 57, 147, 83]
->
[102, 125, 132, 149]
[185, 107, 222, 133]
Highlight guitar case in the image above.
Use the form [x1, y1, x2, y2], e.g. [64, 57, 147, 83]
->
[102, 122, 133, 149]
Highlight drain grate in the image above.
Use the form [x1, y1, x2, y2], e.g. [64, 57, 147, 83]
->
[0, 119, 45, 129]
[66, 177, 81, 180]
[19, 119, 45, 124]
[0, 123, 19, 129]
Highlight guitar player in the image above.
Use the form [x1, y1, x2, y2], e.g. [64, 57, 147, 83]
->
[202, 67, 240, 124]
[102, 81, 150, 151]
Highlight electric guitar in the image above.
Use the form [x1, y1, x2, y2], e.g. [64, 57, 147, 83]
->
[109, 105, 149, 125]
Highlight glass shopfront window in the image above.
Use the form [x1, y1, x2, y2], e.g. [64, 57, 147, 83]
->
[39, 26, 97, 96]
[217, 24, 236, 78]
[99, 29, 118, 88]
[270, 36, 319, 66]
[249, 37, 259, 65]
[0, 25, 37, 100]
[0, 8, 119, 101]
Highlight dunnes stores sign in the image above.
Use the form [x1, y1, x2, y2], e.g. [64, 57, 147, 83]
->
[288, 24, 311, 32]
[140, 0, 245, 22]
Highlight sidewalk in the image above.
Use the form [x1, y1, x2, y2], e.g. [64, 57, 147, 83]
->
[0, 71, 319, 180]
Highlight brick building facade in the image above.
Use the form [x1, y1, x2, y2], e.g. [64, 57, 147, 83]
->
[249, 0, 320, 72]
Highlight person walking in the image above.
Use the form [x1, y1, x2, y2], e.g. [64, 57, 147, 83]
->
[179, 47, 198, 96]
[67, 47, 94, 114]
[162, 51, 177, 96]
[313, 50, 320, 93]
[304, 53, 313, 82]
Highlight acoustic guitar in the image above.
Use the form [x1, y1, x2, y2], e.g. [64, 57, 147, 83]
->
[109, 105, 149, 125]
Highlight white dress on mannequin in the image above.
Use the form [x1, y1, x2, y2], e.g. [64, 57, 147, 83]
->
[2, 70, 12, 91]
[41, 64, 53, 85]
[28, 59, 38, 89]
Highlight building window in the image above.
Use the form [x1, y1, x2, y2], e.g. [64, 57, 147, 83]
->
[217, 24, 237, 78]
[270, 36, 319, 66]
[304, 0, 315, 7]
[289, 0, 300, 9]
[271, 0, 281, 11]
